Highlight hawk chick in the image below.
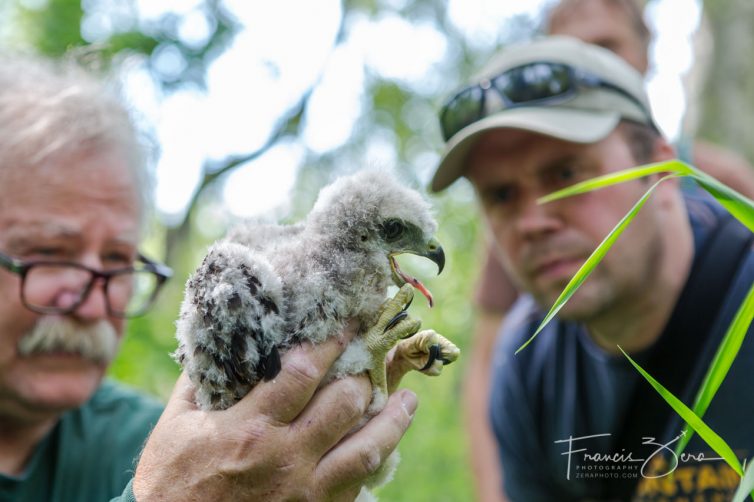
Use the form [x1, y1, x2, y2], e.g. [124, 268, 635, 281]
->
[174, 170, 457, 411]
[173, 170, 459, 493]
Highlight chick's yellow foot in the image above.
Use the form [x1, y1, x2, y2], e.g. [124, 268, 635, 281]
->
[393, 330, 460, 377]
[366, 284, 421, 355]
[365, 284, 422, 412]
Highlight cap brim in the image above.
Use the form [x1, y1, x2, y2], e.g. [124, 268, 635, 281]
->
[430, 107, 621, 192]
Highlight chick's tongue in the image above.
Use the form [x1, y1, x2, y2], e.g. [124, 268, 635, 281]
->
[396, 267, 434, 308]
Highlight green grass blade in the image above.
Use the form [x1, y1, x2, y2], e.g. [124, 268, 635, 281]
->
[619, 346, 745, 477]
[690, 171, 754, 234]
[675, 281, 754, 456]
[515, 174, 677, 354]
[732, 458, 754, 502]
[538, 160, 693, 204]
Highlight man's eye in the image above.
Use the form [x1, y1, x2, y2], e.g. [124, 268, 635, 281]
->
[29, 247, 64, 258]
[556, 166, 576, 181]
[549, 165, 583, 187]
[488, 186, 515, 204]
[103, 252, 134, 267]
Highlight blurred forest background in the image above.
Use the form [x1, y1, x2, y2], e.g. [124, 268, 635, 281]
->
[1, 0, 752, 500]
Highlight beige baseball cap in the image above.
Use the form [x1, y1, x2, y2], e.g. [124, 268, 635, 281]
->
[430, 35, 657, 192]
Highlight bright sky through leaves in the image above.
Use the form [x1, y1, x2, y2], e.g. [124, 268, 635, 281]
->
[123, 0, 701, 220]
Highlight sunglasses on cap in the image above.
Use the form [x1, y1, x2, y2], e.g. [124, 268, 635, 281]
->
[439, 61, 653, 142]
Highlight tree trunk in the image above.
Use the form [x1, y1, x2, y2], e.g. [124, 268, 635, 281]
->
[696, 0, 754, 164]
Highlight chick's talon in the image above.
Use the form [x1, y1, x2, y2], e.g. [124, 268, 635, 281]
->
[394, 329, 460, 377]
[401, 294, 413, 312]
[383, 310, 408, 334]
[373, 284, 413, 331]
[420, 344, 442, 371]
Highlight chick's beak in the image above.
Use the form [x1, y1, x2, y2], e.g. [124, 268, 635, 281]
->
[424, 237, 445, 275]
[388, 237, 445, 308]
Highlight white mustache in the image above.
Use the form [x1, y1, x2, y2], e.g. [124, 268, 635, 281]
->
[17, 317, 120, 364]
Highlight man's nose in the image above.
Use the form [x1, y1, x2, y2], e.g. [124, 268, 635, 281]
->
[514, 192, 562, 239]
[71, 253, 110, 321]
[70, 277, 109, 321]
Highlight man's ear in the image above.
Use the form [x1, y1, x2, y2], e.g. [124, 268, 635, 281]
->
[651, 136, 684, 206]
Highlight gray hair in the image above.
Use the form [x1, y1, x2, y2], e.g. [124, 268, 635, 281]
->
[0, 53, 152, 224]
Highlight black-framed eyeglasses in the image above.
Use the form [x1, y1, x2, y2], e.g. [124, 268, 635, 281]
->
[439, 61, 654, 142]
[0, 250, 173, 318]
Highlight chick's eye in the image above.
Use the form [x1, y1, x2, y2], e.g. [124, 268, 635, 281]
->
[382, 220, 404, 241]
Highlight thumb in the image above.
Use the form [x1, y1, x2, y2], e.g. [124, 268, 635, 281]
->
[161, 372, 199, 418]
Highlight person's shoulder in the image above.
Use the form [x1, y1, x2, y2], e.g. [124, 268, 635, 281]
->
[684, 191, 754, 325]
[498, 295, 554, 344]
[82, 379, 164, 429]
[494, 295, 568, 370]
[722, 232, 754, 307]
[684, 190, 725, 227]
[91, 378, 161, 403]
[55, 380, 165, 484]
[683, 190, 734, 248]
[89, 379, 164, 415]
[684, 190, 754, 258]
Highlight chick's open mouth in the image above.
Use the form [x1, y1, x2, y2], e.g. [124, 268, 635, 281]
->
[389, 254, 434, 308]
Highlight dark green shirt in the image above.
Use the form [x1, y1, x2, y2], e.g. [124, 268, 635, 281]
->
[0, 380, 163, 502]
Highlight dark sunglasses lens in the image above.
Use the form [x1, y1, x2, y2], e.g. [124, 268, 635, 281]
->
[441, 85, 485, 140]
[494, 63, 573, 104]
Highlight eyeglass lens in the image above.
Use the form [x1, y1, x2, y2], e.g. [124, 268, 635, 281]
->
[22, 264, 159, 316]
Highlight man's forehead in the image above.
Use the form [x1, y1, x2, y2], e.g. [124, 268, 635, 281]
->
[472, 128, 554, 152]
[0, 217, 138, 250]
[0, 146, 141, 213]
[465, 128, 603, 180]
[469, 128, 589, 162]
[3, 221, 80, 242]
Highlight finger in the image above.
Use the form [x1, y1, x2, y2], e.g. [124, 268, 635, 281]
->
[160, 372, 199, 419]
[239, 319, 360, 423]
[314, 389, 418, 491]
[293, 374, 372, 457]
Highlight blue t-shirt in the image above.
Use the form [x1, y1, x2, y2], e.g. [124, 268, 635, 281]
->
[0, 379, 163, 502]
[489, 196, 754, 501]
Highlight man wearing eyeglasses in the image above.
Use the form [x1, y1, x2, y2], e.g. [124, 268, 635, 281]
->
[432, 36, 754, 501]
[0, 55, 416, 502]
